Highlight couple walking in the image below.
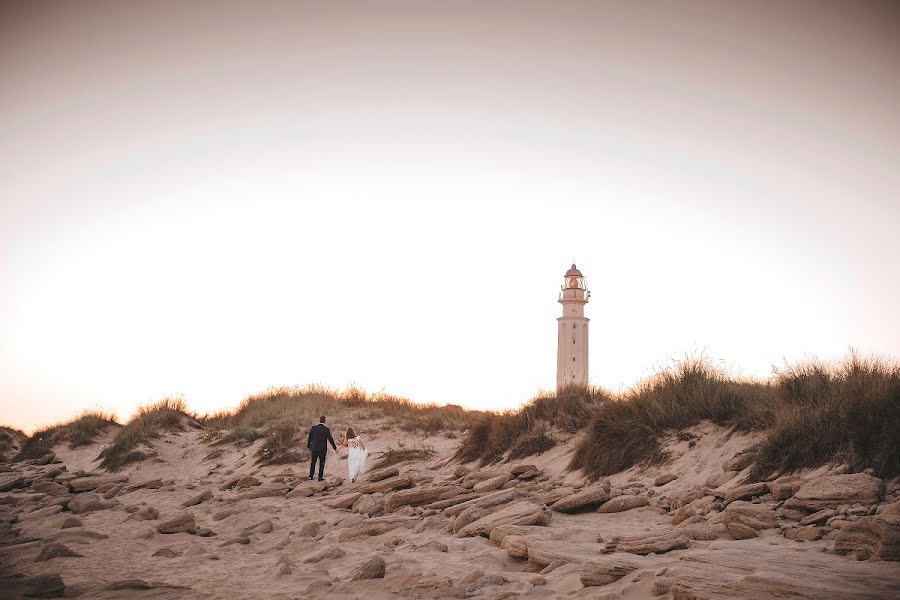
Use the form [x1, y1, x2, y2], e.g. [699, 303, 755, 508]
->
[307, 416, 368, 483]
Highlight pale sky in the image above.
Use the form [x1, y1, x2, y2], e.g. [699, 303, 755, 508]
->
[2, 1, 898, 433]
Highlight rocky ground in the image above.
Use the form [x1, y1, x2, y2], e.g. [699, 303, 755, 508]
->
[1, 420, 899, 599]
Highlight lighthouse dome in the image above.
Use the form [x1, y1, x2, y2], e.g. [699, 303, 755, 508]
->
[565, 264, 582, 277]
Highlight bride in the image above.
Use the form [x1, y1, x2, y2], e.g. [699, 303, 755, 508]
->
[339, 427, 368, 483]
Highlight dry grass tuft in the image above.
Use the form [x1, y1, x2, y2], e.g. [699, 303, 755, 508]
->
[201, 385, 475, 464]
[98, 397, 192, 471]
[569, 358, 771, 479]
[14, 411, 119, 460]
[752, 354, 900, 479]
[455, 386, 609, 465]
[0, 426, 27, 462]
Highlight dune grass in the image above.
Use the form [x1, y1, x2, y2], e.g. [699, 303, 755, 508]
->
[202, 385, 476, 465]
[455, 385, 610, 465]
[97, 397, 192, 471]
[0, 426, 27, 462]
[752, 355, 900, 479]
[14, 411, 119, 461]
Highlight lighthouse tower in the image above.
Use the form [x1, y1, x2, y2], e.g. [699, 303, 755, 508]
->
[557, 263, 590, 390]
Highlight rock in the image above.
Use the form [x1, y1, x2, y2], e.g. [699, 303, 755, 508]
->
[212, 509, 235, 521]
[122, 478, 163, 493]
[367, 467, 401, 483]
[800, 508, 837, 526]
[666, 486, 708, 510]
[286, 485, 315, 499]
[722, 451, 754, 472]
[351, 494, 384, 516]
[240, 483, 289, 499]
[423, 492, 481, 511]
[156, 513, 197, 534]
[105, 580, 189, 591]
[725, 522, 758, 539]
[722, 482, 769, 505]
[785, 474, 882, 512]
[21, 573, 66, 598]
[462, 471, 498, 488]
[452, 506, 487, 533]
[517, 469, 543, 480]
[654, 473, 678, 486]
[235, 476, 260, 489]
[465, 574, 508, 593]
[458, 501, 551, 537]
[0, 476, 27, 493]
[769, 475, 804, 501]
[68, 475, 127, 493]
[670, 496, 716, 525]
[219, 536, 250, 546]
[136, 506, 160, 520]
[152, 547, 180, 558]
[704, 471, 738, 488]
[437, 486, 467, 500]
[680, 523, 720, 540]
[182, 489, 213, 507]
[581, 556, 645, 586]
[474, 474, 512, 493]
[302, 545, 345, 563]
[32, 481, 68, 497]
[36, 543, 83, 561]
[604, 528, 689, 555]
[68, 493, 114, 515]
[452, 465, 472, 478]
[501, 535, 529, 558]
[510, 464, 538, 476]
[711, 501, 777, 531]
[415, 540, 448, 552]
[60, 518, 82, 529]
[785, 525, 822, 541]
[242, 519, 274, 535]
[297, 520, 323, 537]
[833, 514, 900, 561]
[338, 515, 418, 541]
[328, 476, 344, 487]
[385, 486, 445, 510]
[350, 555, 386, 580]
[328, 492, 363, 509]
[551, 483, 611, 513]
[25, 505, 63, 520]
[360, 475, 413, 494]
[597, 495, 649, 513]
[444, 489, 517, 517]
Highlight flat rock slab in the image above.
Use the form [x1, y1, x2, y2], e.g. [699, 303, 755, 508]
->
[157, 513, 197, 534]
[182, 489, 213, 507]
[359, 475, 412, 495]
[551, 484, 611, 513]
[36, 543, 83, 561]
[457, 501, 551, 538]
[785, 474, 882, 512]
[239, 483, 289, 499]
[581, 555, 649, 586]
[68, 475, 128, 493]
[367, 467, 400, 482]
[385, 486, 446, 511]
[445, 489, 517, 517]
[604, 528, 689, 555]
[338, 515, 419, 542]
[597, 495, 649, 513]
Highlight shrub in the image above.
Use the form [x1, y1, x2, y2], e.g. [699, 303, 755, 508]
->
[66, 411, 118, 447]
[508, 422, 556, 459]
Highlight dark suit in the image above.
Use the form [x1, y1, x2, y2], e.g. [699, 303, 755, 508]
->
[307, 423, 337, 480]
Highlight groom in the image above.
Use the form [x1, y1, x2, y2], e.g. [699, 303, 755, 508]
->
[307, 415, 337, 481]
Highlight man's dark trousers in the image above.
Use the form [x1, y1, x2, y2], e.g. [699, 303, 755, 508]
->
[309, 450, 327, 480]
[307, 422, 337, 481]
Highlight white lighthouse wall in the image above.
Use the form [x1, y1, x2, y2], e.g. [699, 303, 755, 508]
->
[557, 316, 589, 388]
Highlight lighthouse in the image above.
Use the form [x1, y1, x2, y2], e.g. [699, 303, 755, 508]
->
[557, 263, 590, 390]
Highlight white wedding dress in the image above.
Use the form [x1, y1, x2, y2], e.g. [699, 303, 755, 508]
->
[347, 437, 368, 482]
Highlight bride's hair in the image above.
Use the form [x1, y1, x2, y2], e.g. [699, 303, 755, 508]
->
[345, 426, 356, 439]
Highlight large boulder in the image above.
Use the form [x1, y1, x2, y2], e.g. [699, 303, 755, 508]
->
[351, 494, 384, 517]
[350, 556, 386, 580]
[551, 482, 611, 513]
[784, 474, 882, 512]
[385, 487, 445, 511]
[709, 501, 777, 532]
[68, 475, 128, 493]
[581, 556, 647, 586]
[833, 514, 900, 561]
[769, 475, 804, 501]
[457, 501, 551, 538]
[68, 493, 115, 515]
[156, 513, 197, 535]
[597, 495, 649, 514]
[603, 528, 689, 555]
